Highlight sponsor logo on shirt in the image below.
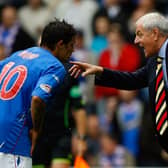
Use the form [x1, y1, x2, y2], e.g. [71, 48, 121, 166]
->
[40, 84, 52, 93]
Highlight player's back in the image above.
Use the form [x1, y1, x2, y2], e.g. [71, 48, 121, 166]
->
[0, 47, 63, 157]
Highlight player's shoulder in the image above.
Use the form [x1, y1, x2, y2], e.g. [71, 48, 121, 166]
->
[17, 47, 61, 65]
[15, 47, 65, 72]
[36, 47, 66, 74]
[12, 47, 40, 60]
[29, 47, 60, 63]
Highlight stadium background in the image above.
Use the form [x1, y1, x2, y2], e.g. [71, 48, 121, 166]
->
[1, 0, 168, 167]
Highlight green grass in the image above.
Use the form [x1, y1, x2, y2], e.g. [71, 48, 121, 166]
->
[33, 165, 45, 168]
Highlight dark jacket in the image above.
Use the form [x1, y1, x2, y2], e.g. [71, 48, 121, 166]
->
[95, 47, 168, 152]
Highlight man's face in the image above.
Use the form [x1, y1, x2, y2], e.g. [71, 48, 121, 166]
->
[2, 7, 17, 28]
[134, 24, 158, 57]
[57, 38, 75, 62]
[108, 31, 123, 51]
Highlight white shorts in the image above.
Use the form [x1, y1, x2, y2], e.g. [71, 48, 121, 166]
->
[0, 152, 32, 168]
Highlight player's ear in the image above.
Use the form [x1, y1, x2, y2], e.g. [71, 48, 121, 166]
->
[56, 40, 64, 48]
[152, 27, 160, 41]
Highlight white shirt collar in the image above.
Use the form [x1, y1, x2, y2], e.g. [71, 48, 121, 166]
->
[159, 38, 168, 59]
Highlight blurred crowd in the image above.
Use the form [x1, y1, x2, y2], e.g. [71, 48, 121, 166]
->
[1, 0, 168, 167]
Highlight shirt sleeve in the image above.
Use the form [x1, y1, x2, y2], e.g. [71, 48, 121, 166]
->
[32, 63, 66, 103]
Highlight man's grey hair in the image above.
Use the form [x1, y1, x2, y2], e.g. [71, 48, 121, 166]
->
[136, 12, 168, 35]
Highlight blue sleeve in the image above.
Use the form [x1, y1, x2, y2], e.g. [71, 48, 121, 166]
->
[32, 63, 66, 102]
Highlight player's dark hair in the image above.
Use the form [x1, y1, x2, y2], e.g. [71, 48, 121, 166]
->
[40, 19, 76, 50]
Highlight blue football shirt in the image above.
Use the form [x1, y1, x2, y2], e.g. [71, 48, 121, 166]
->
[0, 47, 66, 157]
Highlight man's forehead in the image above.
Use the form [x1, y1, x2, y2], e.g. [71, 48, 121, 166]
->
[135, 24, 144, 34]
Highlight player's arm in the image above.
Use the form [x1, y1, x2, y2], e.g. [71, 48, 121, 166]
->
[70, 85, 87, 156]
[30, 63, 66, 154]
[31, 96, 46, 135]
[30, 96, 46, 155]
[73, 108, 87, 157]
[74, 108, 87, 139]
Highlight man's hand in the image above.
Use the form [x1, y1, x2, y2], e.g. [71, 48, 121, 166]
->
[69, 61, 103, 78]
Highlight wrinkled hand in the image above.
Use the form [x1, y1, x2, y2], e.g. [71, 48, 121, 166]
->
[69, 61, 103, 78]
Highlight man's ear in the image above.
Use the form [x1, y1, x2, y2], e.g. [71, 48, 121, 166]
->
[56, 40, 64, 48]
[152, 27, 160, 41]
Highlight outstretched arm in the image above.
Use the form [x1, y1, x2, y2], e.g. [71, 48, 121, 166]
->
[69, 61, 148, 90]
